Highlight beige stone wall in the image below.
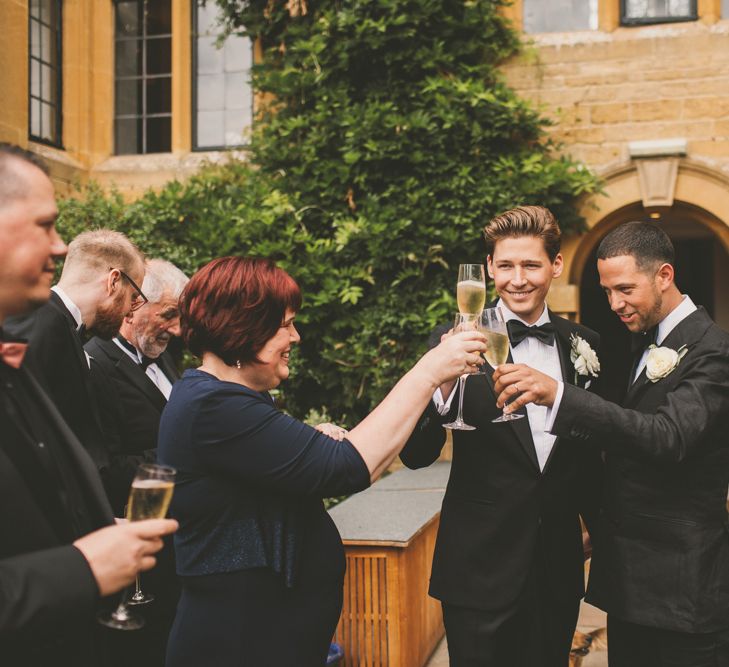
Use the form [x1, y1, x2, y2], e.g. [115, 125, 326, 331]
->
[502, 20, 729, 178]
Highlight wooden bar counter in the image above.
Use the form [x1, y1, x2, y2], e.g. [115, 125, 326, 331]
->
[329, 463, 451, 667]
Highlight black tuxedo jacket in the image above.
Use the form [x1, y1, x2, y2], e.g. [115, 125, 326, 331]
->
[85, 336, 179, 515]
[552, 306, 729, 633]
[5, 291, 107, 468]
[400, 311, 603, 613]
[0, 365, 115, 666]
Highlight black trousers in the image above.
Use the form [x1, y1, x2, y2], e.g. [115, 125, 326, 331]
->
[442, 567, 579, 667]
[608, 616, 729, 667]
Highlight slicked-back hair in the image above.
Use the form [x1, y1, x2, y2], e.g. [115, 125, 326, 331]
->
[64, 229, 144, 278]
[142, 258, 188, 303]
[483, 205, 561, 261]
[596, 221, 674, 273]
[0, 143, 49, 210]
[180, 256, 302, 366]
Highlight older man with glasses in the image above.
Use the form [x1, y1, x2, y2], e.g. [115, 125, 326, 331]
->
[6, 228, 146, 471]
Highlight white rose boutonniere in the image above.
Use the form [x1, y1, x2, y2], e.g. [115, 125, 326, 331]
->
[645, 344, 688, 382]
[570, 334, 600, 384]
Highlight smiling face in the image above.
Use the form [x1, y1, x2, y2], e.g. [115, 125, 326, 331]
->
[597, 254, 669, 333]
[242, 309, 300, 391]
[487, 235, 563, 324]
[0, 160, 66, 320]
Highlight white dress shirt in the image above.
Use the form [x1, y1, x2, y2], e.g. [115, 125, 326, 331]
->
[51, 285, 91, 369]
[112, 338, 174, 400]
[434, 300, 562, 471]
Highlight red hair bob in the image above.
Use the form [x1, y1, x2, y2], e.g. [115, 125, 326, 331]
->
[180, 256, 302, 365]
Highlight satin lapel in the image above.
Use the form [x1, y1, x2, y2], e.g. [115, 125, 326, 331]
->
[501, 347, 541, 472]
[116, 354, 168, 410]
[50, 293, 89, 381]
[541, 313, 576, 474]
[623, 307, 711, 408]
[24, 369, 114, 524]
[157, 350, 180, 383]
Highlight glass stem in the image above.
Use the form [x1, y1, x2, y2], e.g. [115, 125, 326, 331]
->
[456, 375, 466, 423]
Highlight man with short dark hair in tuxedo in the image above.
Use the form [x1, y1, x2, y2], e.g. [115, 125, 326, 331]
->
[6, 227, 147, 469]
[86, 257, 188, 667]
[401, 205, 603, 667]
[495, 221, 729, 666]
[0, 143, 177, 667]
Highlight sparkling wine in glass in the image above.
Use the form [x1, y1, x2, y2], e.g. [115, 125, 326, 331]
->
[456, 264, 486, 315]
[478, 308, 524, 423]
[97, 463, 176, 630]
[443, 312, 479, 431]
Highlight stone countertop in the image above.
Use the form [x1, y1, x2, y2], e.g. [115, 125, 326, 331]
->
[328, 462, 450, 546]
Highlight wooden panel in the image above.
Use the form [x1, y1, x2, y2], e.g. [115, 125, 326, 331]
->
[334, 518, 444, 667]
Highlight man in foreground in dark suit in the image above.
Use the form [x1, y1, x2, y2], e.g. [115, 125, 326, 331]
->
[6, 228, 147, 470]
[0, 143, 177, 666]
[495, 221, 729, 666]
[87, 257, 188, 514]
[400, 206, 603, 667]
[86, 257, 187, 666]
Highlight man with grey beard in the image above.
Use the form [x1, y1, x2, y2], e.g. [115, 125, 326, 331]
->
[85, 258, 187, 667]
[86, 258, 188, 515]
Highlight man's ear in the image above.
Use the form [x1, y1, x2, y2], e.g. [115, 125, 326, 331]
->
[655, 262, 675, 292]
[123, 311, 135, 325]
[486, 255, 494, 279]
[552, 253, 564, 279]
[107, 269, 121, 296]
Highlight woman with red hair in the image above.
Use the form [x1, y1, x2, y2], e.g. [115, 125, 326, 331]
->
[159, 256, 485, 667]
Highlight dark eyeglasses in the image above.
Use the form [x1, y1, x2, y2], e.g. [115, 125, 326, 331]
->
[110, 268, 149, 311]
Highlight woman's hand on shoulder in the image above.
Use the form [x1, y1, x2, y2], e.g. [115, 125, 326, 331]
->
[314, 422, 349, 441]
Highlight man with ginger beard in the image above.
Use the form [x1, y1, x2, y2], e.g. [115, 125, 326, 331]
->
[6, 229, 146, 469]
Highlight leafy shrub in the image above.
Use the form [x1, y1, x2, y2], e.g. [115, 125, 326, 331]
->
[58, 0, 600, 425]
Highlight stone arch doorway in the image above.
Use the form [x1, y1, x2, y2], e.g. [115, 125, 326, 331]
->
[574, 201, 729, 402]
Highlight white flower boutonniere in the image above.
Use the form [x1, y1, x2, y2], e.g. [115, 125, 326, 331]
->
[645, 344, 688, 382]
[570, 334, 600, 384]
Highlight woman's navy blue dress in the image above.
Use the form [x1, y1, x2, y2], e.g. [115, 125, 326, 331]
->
[158, 370, 370, 666]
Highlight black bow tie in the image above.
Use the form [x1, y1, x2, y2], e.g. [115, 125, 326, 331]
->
[506, 320, 555, 347]
[629, 326, 658, 356]
[116, 336, 156, 369]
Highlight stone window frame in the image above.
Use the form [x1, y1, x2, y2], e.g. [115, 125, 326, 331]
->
[28, 0, 63, 148]
[620, 0, 698, 25]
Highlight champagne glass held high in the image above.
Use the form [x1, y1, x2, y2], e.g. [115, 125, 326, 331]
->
[443, 312, 479, 431]
[456, 264, 486, 315]
[478, 308, 524, 423]
[97, 463, 176, 630]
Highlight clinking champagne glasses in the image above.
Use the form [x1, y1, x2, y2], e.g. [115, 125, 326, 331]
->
[97, 463, 176, 631]
[478, 308, 524, 423]
[443, 312, 479, 431]
[456, 264, 486, 315]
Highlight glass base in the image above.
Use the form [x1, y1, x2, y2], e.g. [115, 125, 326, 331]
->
[492, 412, 525, 423]
[443, 420, 476, 431]
[97, 607, 145, 631]
[128, 591, 154, 606]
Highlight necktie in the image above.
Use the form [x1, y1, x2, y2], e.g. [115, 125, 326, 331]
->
[507, 320, 555, 347]
[628, 325, 658, 384]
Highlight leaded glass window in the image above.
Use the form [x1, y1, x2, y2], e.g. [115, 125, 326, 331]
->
[621, 0, 697, 25]
[29, 0, 62, 146]
[523, 0, 598, 33]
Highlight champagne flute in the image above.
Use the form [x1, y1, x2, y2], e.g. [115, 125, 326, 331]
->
[97, 463, 176, 630]
[456, 264, 486, 315]
[478, 308, 524, 423]
[443, 312, 479, 431]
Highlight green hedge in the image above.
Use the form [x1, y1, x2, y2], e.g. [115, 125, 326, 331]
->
[57, 0, 600, 425]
